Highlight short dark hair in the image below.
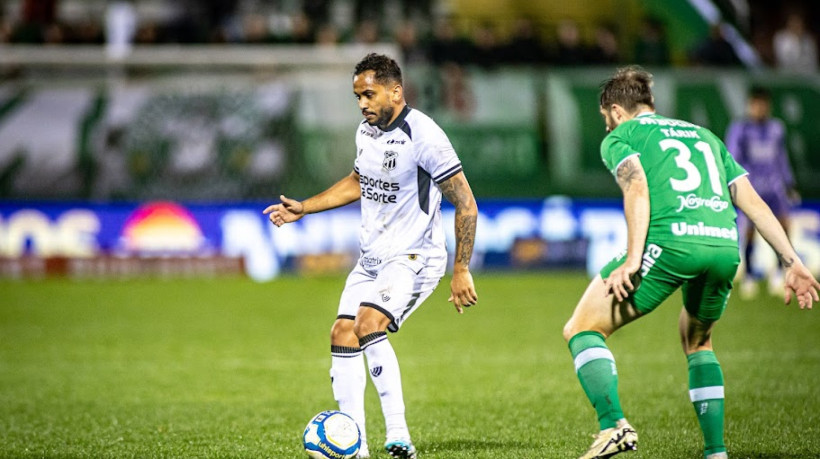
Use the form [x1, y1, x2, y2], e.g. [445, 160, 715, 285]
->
[354, 53, 403, 86]
[748, 85, 771, 101]
[599, 65, 655, 112]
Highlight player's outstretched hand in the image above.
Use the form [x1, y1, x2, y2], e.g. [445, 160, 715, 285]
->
[448, 269, 477, 314]
[784, 263, 820, 309]
[263, 195, 305, 227]
[603, 261, 640, 303]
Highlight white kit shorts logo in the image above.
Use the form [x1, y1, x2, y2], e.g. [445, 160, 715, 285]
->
[676, 194, 729, 213]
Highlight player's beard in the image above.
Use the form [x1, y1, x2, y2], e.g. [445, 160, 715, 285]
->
[369, 105, 395, 130]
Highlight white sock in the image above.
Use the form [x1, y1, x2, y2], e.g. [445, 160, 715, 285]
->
[360, 331, 410, 440]
[330, 346, 368, 445]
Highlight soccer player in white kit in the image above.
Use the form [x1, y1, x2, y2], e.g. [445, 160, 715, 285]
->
[264, 53, 479, 459]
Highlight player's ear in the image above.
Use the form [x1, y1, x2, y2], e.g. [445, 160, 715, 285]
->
[391, 84, 403, 103]
[612, 104, 627, 122]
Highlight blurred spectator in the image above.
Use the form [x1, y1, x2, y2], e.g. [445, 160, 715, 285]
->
[203, 0, 240, 42]
[429, 17, 472, 66]
[351, 0, 432, 26]
[725, 85, 798, 298]
[242, 13, 272, 44]
[11, 0, 58, 43]
[288, 12, 315, 44]
[469, 22, 500, 68]
[105, 1, 137, 59]
[302, 0, 331, 27]
[503, 17, 548, 65]
[395, 20, 428, 65]
[315, 22, 340, 47]
[353, 18, 381, 44]
[634, 16, 670, 66]
[135, 22, 160, 45]
[587, 22, 620, 64]
[43, 22, 66, 44]
[400, 0, 433, 23]
[689, 23, 741, 66]
[0, 15, 12, 43]
[74, 16, 104, 44]
[772, 12, 818, 73]
[553, 19, 587, 66]
[439, 62, 475, 121]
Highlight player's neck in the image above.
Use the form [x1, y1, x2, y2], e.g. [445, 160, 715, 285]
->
[380, 103, 410, 131]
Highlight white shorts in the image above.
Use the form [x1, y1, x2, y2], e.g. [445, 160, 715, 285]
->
[337, 254, 445, 332]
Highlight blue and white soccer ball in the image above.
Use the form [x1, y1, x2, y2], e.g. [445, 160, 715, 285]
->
[303, 410, 361, 459]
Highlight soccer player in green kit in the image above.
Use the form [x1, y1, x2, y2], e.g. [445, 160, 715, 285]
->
[562, 66, 820, 459]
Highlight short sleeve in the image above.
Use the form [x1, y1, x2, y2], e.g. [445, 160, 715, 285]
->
[601, 129, 640, 175]
[417, 122, 462, 183]
[719, 140, 748, 184]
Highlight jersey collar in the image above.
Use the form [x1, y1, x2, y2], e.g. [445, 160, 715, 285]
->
[382, 105, 411, 132]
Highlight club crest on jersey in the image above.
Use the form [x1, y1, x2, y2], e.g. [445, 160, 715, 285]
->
[382, 150, 398, 171]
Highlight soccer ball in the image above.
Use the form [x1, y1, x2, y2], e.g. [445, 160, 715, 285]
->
[303, 410, 361, 459]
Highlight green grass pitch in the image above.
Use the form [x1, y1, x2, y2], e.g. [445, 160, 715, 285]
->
[1, 272, 818, 458]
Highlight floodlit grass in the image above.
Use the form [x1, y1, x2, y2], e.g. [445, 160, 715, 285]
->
[1, 272, 818, 458]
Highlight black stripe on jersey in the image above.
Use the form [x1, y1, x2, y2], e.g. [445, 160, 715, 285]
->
[417, 167, 431, 215]
[337, 314, 356, 321]
[400, 121, 412, 140]
[383, 105, 411, 132]
[434, 164, 463, 183]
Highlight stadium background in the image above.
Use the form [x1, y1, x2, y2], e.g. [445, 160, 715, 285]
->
[1, 1, 820, 457]
[1, 0, 819, 280]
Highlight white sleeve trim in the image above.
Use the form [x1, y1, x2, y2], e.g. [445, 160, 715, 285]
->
[612, 153, 640, 172]
[727, 171, 749, 186]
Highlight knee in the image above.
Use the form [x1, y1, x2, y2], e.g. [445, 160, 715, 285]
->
[562, 321, 576, 343]
[330, 319, 356, 346]
[681, 337, 713, 356]
[353, 317, 382, 340]
[563, 319, 608, 343]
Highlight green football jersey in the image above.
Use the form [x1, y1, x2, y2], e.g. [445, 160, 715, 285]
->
[601, 112, 747, 247]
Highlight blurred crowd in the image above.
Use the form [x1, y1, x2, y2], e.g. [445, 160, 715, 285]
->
[0, 0, 817, 71]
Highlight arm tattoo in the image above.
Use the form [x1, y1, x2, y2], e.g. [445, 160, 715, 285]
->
[616, 158, 641, 192]
[439, 177, 477, 268]
[777, 252, 794, 268]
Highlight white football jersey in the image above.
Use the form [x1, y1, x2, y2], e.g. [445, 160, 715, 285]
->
[353, 105, 462, 272]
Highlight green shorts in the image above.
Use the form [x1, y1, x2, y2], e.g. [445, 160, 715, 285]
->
[600, 242, 740, 322]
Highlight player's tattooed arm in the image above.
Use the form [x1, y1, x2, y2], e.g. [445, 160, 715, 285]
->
[605, 155, 649, 301]
[615, 156, 645, 193]
[439, 172, 478, 269]
[440, 171, 479, 311]
[777, 252, 795, 268]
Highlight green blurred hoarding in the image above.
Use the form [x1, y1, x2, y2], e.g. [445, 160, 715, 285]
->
[545, 68, 820, 197]
[0, 64, 817, 200]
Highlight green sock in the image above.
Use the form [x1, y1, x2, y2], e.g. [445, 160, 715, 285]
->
[688, 350, 726, 457]
[569, 331, 624, 430]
